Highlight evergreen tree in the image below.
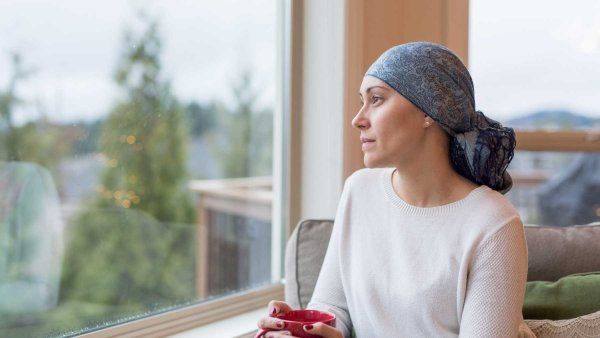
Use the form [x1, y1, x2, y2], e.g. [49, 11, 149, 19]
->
[0, 52, 34, 161]
[186, 101, 217, 137]
[215, 70, 273, 178]
[0, 53, 69, 176]
[60, 13, 196, 307]
[96, 14, 194, 223]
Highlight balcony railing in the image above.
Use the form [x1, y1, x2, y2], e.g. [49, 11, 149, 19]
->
[189, 176, 273, 299]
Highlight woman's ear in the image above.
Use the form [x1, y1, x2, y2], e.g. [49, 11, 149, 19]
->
[423, 116, 433, 127]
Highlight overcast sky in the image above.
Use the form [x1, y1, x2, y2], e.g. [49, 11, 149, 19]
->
[1, 0, 599, 125]
[470, 0, 600, 122]
[0, 0, 276, 124]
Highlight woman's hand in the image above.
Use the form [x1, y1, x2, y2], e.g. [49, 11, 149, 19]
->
[256, 300, 344, 338]
[301, 322, 344, 338]
[256, 300, 295, 337]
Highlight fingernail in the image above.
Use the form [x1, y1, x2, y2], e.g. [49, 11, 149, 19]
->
[304, 324, 313, 331]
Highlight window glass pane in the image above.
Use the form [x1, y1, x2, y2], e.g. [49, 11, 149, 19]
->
[470, 1, 600, 226]
[469, 0, 600, 131]
[506, 151, 599, 226]
[0, 0, 280, 336]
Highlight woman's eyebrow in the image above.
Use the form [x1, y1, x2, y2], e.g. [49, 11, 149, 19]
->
[359, 85, 387, 98]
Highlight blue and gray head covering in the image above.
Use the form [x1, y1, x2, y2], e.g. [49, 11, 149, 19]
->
[366, 41, 516, 194]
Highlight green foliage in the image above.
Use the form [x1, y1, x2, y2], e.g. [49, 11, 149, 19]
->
[213, 70, 273, 178]
[249, 107, 274, 176]
[9, 120, 71, 170]
[186, 101, 218, 137]
[60, 12, 196, 316]
[0, 300, 142, 338]
[59, 207, 195, 305]
[0, 52, 35, 161]
[96, 13, 194, 224]
[0, 52, 70, 182]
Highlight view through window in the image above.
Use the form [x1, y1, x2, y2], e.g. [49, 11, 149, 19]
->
[0, 0, 280, 337]
[469, 0, 600, 226]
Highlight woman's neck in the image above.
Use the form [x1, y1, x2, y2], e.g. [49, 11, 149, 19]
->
[391, 164, 479, 208]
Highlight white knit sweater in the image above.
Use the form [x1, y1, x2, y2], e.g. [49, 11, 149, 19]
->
[307, 168, 533, 337]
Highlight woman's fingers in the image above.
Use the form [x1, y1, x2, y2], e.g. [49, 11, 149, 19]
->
[267, 300, 293, 315]
[303, 322, 343, 338]
[257, 316, 289, 330]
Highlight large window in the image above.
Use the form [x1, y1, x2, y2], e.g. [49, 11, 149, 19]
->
[469, 0, 600, 226]
[0, 0, 284, 337]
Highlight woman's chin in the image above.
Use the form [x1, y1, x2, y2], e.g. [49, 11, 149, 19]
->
[362, 154, 382, 168]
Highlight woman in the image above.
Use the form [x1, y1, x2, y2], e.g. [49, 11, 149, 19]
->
[257, 42, 534, 337]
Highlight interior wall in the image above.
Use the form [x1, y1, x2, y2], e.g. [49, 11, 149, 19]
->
[290, 0, 346, 227]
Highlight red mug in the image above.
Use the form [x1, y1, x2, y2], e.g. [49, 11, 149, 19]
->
[255, 309, 336, 338]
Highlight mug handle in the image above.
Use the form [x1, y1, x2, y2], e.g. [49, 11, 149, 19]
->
[254, 328, 270, 338]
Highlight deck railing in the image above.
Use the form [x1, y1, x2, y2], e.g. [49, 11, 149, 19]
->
[189, 176, 273, 299]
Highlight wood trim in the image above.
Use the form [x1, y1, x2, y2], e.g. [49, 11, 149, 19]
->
[343, 0, 366, 181]
[78, 284, 284, 338]
[196, 194, 209, 299]
[444, 0, 469, 66]
[202, 194, 272, 221]
[288, 0, 303, 235]
[515, 130, 600, 152]
[235, 330, 259, 338]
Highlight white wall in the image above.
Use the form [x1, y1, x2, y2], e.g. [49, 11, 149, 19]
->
[299, 0, 346, 220]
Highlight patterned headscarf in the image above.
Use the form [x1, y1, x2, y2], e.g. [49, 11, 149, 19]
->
[366, 42, 515, 194]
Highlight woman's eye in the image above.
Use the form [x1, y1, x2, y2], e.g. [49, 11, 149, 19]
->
[372, 96, 382, 104]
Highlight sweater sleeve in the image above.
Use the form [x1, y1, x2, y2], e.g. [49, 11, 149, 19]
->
[306, 183, 353, 338]
[459, 217, 529, 338]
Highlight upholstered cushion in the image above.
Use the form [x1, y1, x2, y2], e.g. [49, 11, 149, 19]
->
[284, 220, 600, 313]
[285, 219, 334, 309]
[524, 222, 600, 281]
[523, 271, 600, 320]
[525, 310, 600, 337]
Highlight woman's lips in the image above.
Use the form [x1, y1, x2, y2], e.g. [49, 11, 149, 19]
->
[361, 140, 375, 151]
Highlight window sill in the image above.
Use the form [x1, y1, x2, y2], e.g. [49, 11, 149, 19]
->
[168, 308, 263, 338]
[79, 284, 283, 338]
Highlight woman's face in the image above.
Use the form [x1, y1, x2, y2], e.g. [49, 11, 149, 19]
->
[352, 75, 429, 168]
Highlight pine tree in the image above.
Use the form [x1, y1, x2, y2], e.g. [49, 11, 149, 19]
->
[215, 70, 273, 178]
[97, 15, 194, 223]
[0, 52, 34, 161]
[60, 13, 196, 308]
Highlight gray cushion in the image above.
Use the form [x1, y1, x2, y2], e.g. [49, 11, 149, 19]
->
[524, 222, 600, 281]
[285, 219, 600, 308]
[284, 219, 334, 309]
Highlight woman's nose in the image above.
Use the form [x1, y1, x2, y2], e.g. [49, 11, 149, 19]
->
[352, 108, 370, 129]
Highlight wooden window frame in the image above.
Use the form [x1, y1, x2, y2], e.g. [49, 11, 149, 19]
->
[515, 130, 600, 152]
[78, 285, 283, 338]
